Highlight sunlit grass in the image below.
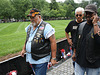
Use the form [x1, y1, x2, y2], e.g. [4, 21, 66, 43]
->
[0, 20, 71, 57]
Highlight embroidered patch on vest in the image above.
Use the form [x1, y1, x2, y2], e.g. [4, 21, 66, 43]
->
[39, 26, 44, 30]
[36, 33, 41, 38]
[79, 35, 81, 39]
[91, 33, 94, 39]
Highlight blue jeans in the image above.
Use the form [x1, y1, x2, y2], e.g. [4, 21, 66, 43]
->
[31, 62, 48, 75]
[75, 62, 100, 75]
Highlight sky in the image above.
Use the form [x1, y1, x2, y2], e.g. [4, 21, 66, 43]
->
[46, 0, 90, 3]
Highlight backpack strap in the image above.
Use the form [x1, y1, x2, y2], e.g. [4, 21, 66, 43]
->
[78, 21, 87, 35]
[78, 21, 100, 35]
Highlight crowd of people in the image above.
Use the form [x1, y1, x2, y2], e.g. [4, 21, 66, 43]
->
[21, 4, 100, 75]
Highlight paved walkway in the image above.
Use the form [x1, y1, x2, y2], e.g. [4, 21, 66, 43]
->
[47, 58, 74, 75]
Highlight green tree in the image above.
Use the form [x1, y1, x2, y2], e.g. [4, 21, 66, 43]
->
[25, 0, 50, 20]
[57, 3, 66, 17]
[63, 4, 74, 18]
[50, 0, 59, 10]
[40, 4, 50, 20]
[10, 0, 31, 20]
[0, 0, 14, 19]
[31, 0, 49, 10]
[49, 9, 59, 18]
[78, 0, 88, 8]
[65, 0, 77, 8]
[97, 8, 100, 16]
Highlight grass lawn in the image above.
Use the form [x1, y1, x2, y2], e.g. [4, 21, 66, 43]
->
[0, 20, 71, 57]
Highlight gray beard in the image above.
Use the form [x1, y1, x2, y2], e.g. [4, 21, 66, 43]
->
[31, 18, 39, 27]
[30, 22, 37, 27]
[32, 22, 37, 27]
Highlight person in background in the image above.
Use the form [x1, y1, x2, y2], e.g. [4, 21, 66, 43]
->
[21, 8, 57, 75]
[73, 4, 100, 75]
[65, 7, 85, 57]
[65, 7, 85, 75]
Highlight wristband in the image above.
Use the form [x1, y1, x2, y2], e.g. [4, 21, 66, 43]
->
[94, 23, 98, 26]
[52, 57, 56, 60]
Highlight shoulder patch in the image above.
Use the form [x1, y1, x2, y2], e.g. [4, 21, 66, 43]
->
[39, 26, 44, 30]
[91, 33, 94, 39]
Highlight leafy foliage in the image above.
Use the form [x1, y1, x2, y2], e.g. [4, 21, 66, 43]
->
[0, 0, 100, 21]
[10, 0, 31, 19]
[0, 0, 14, 19]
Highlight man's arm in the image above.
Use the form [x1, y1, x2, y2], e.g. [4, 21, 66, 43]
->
[92, 14, 100, 34]
[93, 23, 100, 34]
[65, 32, 72, 46]
[21, 25, 30, 57]
[72, 26, 79, 61]
[72, 48, 76, 61]
[49, 34, 57, 65]
[93, 25, 100, 43]
[92, 14, 100, 43]
[21, 43, 26, 57]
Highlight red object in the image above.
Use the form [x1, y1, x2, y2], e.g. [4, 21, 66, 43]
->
[61, 49, 65, 53]
[67, 52, 71, 56]
[47, 62, 52, 69]
[70, 46, 72, 50]
[60, 49, 67, 60]
[7, 70, 17, 75]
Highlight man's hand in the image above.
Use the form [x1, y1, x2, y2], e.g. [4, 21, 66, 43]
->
[68, 39, 73, 46]
[92, 14, 99, 24]
[51, 59, 58, 66]
[21, 49, 26, 57]
[72, 52, 76, 61]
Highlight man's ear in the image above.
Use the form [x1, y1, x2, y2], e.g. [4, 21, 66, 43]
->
[83, 14, 84, 17]
[38, 15, 41, 18]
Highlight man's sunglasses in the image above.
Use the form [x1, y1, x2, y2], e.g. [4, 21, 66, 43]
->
[30, 15, 37, 19]
[76, 14, 82, 17]
[85, 12, 94, 15]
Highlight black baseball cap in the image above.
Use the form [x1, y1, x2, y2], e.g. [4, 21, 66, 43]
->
[85, 4, 97, 13]
[27, 8, 41, 17]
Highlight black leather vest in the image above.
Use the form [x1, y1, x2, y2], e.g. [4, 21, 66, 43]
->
[85, 28, 96, 63]
[26, 21, 51, 60]
[76, 22, 100, 63]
